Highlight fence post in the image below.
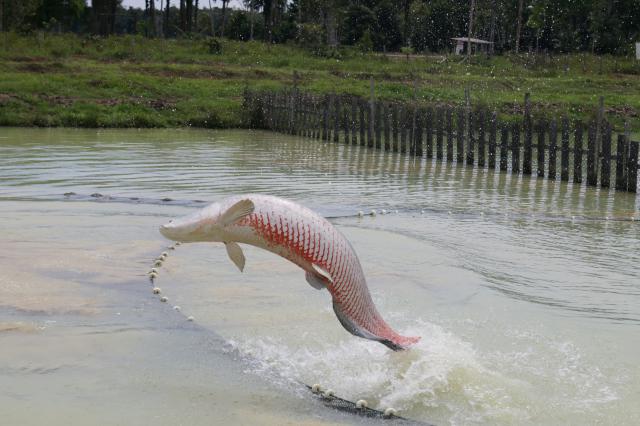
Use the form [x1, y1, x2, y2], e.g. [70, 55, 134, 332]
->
[499, 123, 508, 171]
[573, 124, 583, 184]
[375, 98, 382, 149]
[369, 79, 375, 148]
[548, 119, 558, 179]
[511, 122, 520, 174]
[587, 121, 598, 186]
[383, 103, 391, 151]
[488, 111, 497, 169]
[456, 107, 465, 163]
[537, 119, 546, 178]
[523, 93, 532, 175]
[595, 96, 604, 183]
[561, 117, 570, 181]
[392, 104, 399, 152]
[465, 88, 472, 165]
[477, 109, 486, 167]
[350, 97, 358, 145]
[446, 108, 453, 162]
[628, 140, 638, 193]
[359, 99, 366, 146]
[436, 107, 444, 159]
[322, 95, 329, 141]
[400, 107, 407, 154]
[615, 134, 628, 191]
[467, 110, 475, 166]
[414, 107, 423, 157]
[426, 107, 434, 158]
[333, 95, 340, 142]
[600, 122, 611, 188]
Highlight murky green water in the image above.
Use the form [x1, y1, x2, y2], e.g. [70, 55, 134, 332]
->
[1, 128, 639, 425]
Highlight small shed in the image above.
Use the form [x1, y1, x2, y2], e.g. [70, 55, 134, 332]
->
[451, 37, 493, 55]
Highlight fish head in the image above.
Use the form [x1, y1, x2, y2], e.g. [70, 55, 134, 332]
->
[159, 203, 223, 242]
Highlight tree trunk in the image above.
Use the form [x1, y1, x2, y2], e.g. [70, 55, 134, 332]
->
[249, 0, 254, 40]
[489, 0, 496, 54]
[403, 0, 410, 46]
[263, 0, 272, 42]
[325, 9, 337, 47]
[208, 0, 215, 36]
[165, 0, 170, 37]
[194, 0, 198, 32]
[179, 0, 185, 32]
[149, 0, 156, 37]
[0, 0, 4, 33]
[186, 0, 193, 32]
[515, 0, 523, 53]
[467, 0, 475, 62]
[221, 0, 227, 37]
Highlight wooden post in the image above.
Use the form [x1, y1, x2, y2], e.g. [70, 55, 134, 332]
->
[359, 99, 366, 146]
[615, 135, 628, 191]
[409, 106, 416, 156]
[499, 123, 508, 171]
[548, 119, 558, 179]
[600, 122, 611, 188]
[369, 79, 375, 148]
[523, 93, 532, 175]
[466, 110, 475, 166]
[488, 111, 497, 169]
[456, 107, 465, 163]
[392, 104, 399, 152]
[537, 119, 545, 178]
[351, 98, 358, 145]
[436, 107, 444, 159]
[446, 108, 453, 162]
[573, 124, 583, 184]
[414, 108, 423, 157]
[383, 103, 391, 151]
[342, 96, 351, 145]
[628, 140, 638, 193]
[426, 107, 434, 158]
[375, 98, 382, 149]
[511, 122, 520, 174]
[322, 95, 329, 141]
[477, 109, 486, 167]
[587, 122, 598, 186]
[400, 107, 407, 154]
[333, 96, 340, 142]
[561, 117, 570, 181]
[595, 96, 604, 183]
[464, 88, 471, 164]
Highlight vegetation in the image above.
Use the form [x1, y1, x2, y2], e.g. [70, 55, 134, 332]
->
[1, 33, 639, 130]
[1, 1, 639, 55]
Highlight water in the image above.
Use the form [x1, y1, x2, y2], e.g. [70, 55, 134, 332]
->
[1, 127, 639, 425]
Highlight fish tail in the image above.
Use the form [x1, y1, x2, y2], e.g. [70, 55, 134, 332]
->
[380, 334, 421, 351]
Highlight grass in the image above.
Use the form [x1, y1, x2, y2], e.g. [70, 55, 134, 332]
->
[0, 33, 639, 131]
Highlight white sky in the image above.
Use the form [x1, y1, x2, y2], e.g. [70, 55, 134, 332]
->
[121, 0, 243, 9]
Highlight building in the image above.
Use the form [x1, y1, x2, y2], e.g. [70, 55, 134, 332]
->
[451, 37, 494, 55]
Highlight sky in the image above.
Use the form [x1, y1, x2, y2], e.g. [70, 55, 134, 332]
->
[121, 0, 244, 9]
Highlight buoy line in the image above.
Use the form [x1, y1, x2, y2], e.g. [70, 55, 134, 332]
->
[145, 243, 432, 425]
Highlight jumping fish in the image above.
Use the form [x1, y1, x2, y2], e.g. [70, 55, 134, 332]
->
[159, 194, 420, 350]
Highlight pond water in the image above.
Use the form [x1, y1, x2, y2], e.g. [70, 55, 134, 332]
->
[1, 128, 639, 425]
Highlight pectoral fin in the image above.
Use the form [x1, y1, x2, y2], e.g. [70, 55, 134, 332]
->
[225, 242, 245, 272]
[219, 199, 255, 227]
[311, 264, 333, 284]
[305, 271, 327, 290]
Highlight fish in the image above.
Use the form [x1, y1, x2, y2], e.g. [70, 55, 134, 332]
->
[159, 194, 420, 351]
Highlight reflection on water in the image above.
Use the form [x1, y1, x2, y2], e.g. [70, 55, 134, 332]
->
[1, 128, 639, 425]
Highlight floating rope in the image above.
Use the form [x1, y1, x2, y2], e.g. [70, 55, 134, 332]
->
[146, 244, 432, 425]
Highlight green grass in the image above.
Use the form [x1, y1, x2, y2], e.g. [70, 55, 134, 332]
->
[0, 33, 639, 131]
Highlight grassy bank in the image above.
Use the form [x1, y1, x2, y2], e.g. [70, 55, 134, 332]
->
[1, 33, 639, 130]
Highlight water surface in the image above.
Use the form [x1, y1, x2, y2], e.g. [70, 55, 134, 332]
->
[1, 128, 639, 425]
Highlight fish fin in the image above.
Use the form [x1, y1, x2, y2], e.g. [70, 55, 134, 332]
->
[225, 242, 245, 272]
[311, 264, 333, 284]
[305, 271, 327, 290]
[219, 199, 255, 227]
[332, 302, 379, 341]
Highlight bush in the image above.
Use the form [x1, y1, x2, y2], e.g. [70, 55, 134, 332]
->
[205, 37, 222, 55]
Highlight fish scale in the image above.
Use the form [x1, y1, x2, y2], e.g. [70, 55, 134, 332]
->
[161, 194, 419, 350]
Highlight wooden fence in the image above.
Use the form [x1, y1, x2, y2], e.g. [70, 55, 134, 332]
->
[243, 89, 639, 194]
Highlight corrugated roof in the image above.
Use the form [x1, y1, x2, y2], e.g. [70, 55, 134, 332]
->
[451, 37, 493, 44]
